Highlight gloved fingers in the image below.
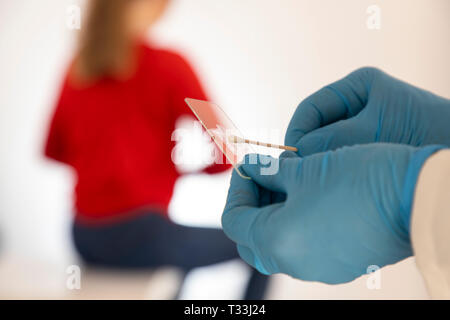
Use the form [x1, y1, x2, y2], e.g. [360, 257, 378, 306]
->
[246, 153, 290, 205]
[271, 191, 287, 204]
[259, 186, 285, 206]
[277, 151, 299, 198]
[297, 116, 376, 156]
[285, 67, 378, 148]
[225, 165, 261, 210]
[239, 154, 298, 193]
[237, 245, 271, 275]
[222, 196, 284, 249]
[279, 150, 299, 159]
[224, 158, 284, 212]
[237, 245, 256, 268]
[222, 164, 270, 247]
[256, 181, 287, 206]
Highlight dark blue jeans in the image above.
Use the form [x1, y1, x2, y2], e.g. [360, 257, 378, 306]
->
[72, 212, 268, 299]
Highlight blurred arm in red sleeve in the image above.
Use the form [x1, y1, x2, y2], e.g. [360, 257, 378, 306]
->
[167, 51, 231, 174]
[44, 77, 73, 165]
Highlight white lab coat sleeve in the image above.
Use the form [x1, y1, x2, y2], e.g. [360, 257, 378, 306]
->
[411, 149, 450, 299]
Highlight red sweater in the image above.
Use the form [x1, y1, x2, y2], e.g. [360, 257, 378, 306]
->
[45, 43, 230, 221]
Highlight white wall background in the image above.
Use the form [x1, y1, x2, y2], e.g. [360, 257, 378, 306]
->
[0, 0, 449, 299]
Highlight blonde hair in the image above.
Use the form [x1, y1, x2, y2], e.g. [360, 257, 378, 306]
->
[74, 0, 136, 82]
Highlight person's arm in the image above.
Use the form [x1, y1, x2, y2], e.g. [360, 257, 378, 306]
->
[44, 78, 72, 165]
[411, 149, 450, 299]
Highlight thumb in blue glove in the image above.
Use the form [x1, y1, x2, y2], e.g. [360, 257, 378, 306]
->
[285, 67, 450, 156]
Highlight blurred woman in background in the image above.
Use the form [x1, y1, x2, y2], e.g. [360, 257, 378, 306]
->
[44, 0, 267, 299]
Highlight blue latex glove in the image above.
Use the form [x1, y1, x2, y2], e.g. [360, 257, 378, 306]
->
[285, 67, 450, 156]
[222, 144, 445, 284]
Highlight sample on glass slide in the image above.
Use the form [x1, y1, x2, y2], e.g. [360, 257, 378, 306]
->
[184, 98, 298, 179]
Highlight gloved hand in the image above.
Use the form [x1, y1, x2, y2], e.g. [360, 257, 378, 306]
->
[285, 67, 450, 156]
[222, 144, 445, 284]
